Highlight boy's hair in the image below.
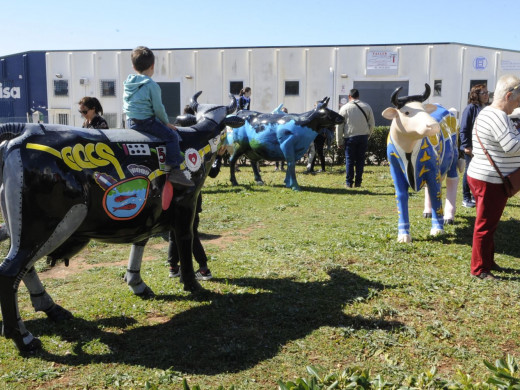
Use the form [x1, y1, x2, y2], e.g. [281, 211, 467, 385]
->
[131, 46, 155, 73]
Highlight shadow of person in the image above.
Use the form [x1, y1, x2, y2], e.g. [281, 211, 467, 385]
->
[30, 268, 403, 375]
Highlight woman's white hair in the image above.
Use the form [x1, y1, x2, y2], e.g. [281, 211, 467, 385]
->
[494, 74, 520, 101]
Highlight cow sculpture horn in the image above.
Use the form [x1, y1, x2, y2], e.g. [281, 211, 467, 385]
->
[226, 93, 237, 114]
[190, 91, 203, 112]
[391, 83, 431, 109]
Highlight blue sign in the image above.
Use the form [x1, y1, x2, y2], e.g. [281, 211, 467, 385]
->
[473, 56, 488, 70]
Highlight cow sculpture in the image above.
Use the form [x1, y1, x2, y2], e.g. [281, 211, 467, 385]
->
[0, 92, 244, 352]
[226, 97, 344, 191]
[383, 84, 459, 243]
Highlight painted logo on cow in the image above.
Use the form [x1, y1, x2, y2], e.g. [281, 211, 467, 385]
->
[184, 148, 202, 171]
[102, 176, 149, 220]
[26, 142, 125, 179]
[156, 146, 167, 171]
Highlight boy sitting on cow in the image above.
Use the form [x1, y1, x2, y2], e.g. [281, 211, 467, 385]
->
[123, 46, 194, 188]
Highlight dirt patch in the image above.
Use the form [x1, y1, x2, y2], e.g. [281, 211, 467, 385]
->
[38, 225, 259, 280]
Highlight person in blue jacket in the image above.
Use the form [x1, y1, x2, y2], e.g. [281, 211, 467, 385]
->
[123, 46, 193, 188]
[459, 84, 489, 207]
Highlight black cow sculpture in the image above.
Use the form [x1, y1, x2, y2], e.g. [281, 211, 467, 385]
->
[226, 97, 344, 190]
[0, 92, 244, 352]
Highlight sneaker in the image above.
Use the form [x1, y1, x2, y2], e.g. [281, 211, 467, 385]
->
[195, 268, 213, 281]
[168, 169, 195, 187]
[169, 265, 180, 278]
[472, 272, 497, 280]
[462, 199, 475, 208]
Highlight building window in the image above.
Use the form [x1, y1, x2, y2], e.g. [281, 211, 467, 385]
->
[103, 113, 118, 128]
[433, 80, 442, 96]
[100, 80, 116, 97]
[54, 80, 69, 96]
[285, 81, 299, 96]
[57, 113, 69, 125]
[230, 81, 243, 95]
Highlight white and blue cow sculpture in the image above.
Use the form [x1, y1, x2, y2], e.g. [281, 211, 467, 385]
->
[226, 97, 344, 191]
[383, 84, 460, 243]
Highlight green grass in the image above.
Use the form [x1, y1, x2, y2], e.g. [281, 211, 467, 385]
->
[1, 164, 520, 389]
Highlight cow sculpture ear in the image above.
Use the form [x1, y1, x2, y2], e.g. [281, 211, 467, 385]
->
[382, 107, 398, 120]
[424, 104, 437, 114]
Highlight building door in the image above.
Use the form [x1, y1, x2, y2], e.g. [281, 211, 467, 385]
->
[157, 82, 181, 123]
[353, 81, 410, 126]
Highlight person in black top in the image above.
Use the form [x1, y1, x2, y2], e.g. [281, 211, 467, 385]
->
[78, 96, 109, 129]
[237, 87, 251, 111]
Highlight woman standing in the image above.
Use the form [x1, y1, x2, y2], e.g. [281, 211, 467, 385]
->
[467, 75, 520, 280]
[78, 96, 109, 129]
[237, 87, 251, 111]
[460, 84, 489, 207]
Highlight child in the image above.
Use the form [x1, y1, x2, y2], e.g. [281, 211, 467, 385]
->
[123, 46, 194, 187]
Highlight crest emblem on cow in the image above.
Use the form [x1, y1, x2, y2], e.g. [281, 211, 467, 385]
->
[226, 97, 344, 191]
[383, 84, 460, 243]
[0, 92, 244, 352]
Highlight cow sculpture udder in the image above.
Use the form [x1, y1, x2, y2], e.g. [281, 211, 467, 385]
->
[0, 92, 244, 352]
[383, 84, 460, 243]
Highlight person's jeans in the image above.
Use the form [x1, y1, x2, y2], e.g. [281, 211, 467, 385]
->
[462, 153, 473, 202]
[127, 117, 183, 168]
[344, 135, 369, 186]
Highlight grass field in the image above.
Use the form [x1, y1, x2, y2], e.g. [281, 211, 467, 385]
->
[1, 164, 520, 389]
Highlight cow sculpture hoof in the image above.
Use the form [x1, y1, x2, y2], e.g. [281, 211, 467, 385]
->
[255, 180, 264, 186]
[430, 228, 445, 236]
[136, 286, 155, 300]
[45, 304, 74, 322]
[423, 212, 432, 218]
[16, 337, 42, 354]
[398, 234, 412, 243]
[4, 329, 43, 353]
[444, 219, 454, 225]
[183, 280, 203, 293]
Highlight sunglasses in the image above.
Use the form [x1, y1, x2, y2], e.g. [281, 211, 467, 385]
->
[508, 84, 520, 93]
[479, 91, 489, 95]
[78, 109, 89, 115]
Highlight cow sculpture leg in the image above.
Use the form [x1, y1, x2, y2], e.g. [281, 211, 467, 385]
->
[423, 177, 459, 225]
[0, 151, 88, 351]
[280, 140, 300, 191]
[124, 239, 155, 298]
[229, 147, 264, 186]
[425, 182, 444, 236]
[23, 267, 73, 321]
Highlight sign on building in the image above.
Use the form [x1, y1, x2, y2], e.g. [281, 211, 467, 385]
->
[366, 50, 399, 75]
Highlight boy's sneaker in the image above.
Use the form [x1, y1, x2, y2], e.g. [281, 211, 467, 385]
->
[168, 169, 195, 187]
[462, 199, 475, 208]
[195, 268, 213, 281]
[169, 265, 180, 278]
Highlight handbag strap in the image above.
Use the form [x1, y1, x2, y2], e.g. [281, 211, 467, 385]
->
[352, 101, 369, 125]
[474, 120, 507, 182]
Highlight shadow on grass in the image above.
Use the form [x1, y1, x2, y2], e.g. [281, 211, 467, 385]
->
[28, 268, 403, 374]
[451, 215, 520, 259]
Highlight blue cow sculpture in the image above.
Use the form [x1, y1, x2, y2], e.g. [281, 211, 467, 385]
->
[226, 97, 344, 191]
[0, 92, 244, 352]
[383, 84, 460, 243]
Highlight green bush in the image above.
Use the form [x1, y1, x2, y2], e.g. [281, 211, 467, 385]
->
[367, 126, 390, 166]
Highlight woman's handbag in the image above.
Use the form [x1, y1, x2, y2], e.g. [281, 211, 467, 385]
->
[475, 125, 520, 197]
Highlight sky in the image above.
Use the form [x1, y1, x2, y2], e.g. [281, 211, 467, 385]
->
[1, 0, 519, 57]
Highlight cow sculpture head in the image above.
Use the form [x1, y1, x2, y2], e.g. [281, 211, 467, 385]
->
[382, 84, 440, 153]
[296, 97, 344, 130]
